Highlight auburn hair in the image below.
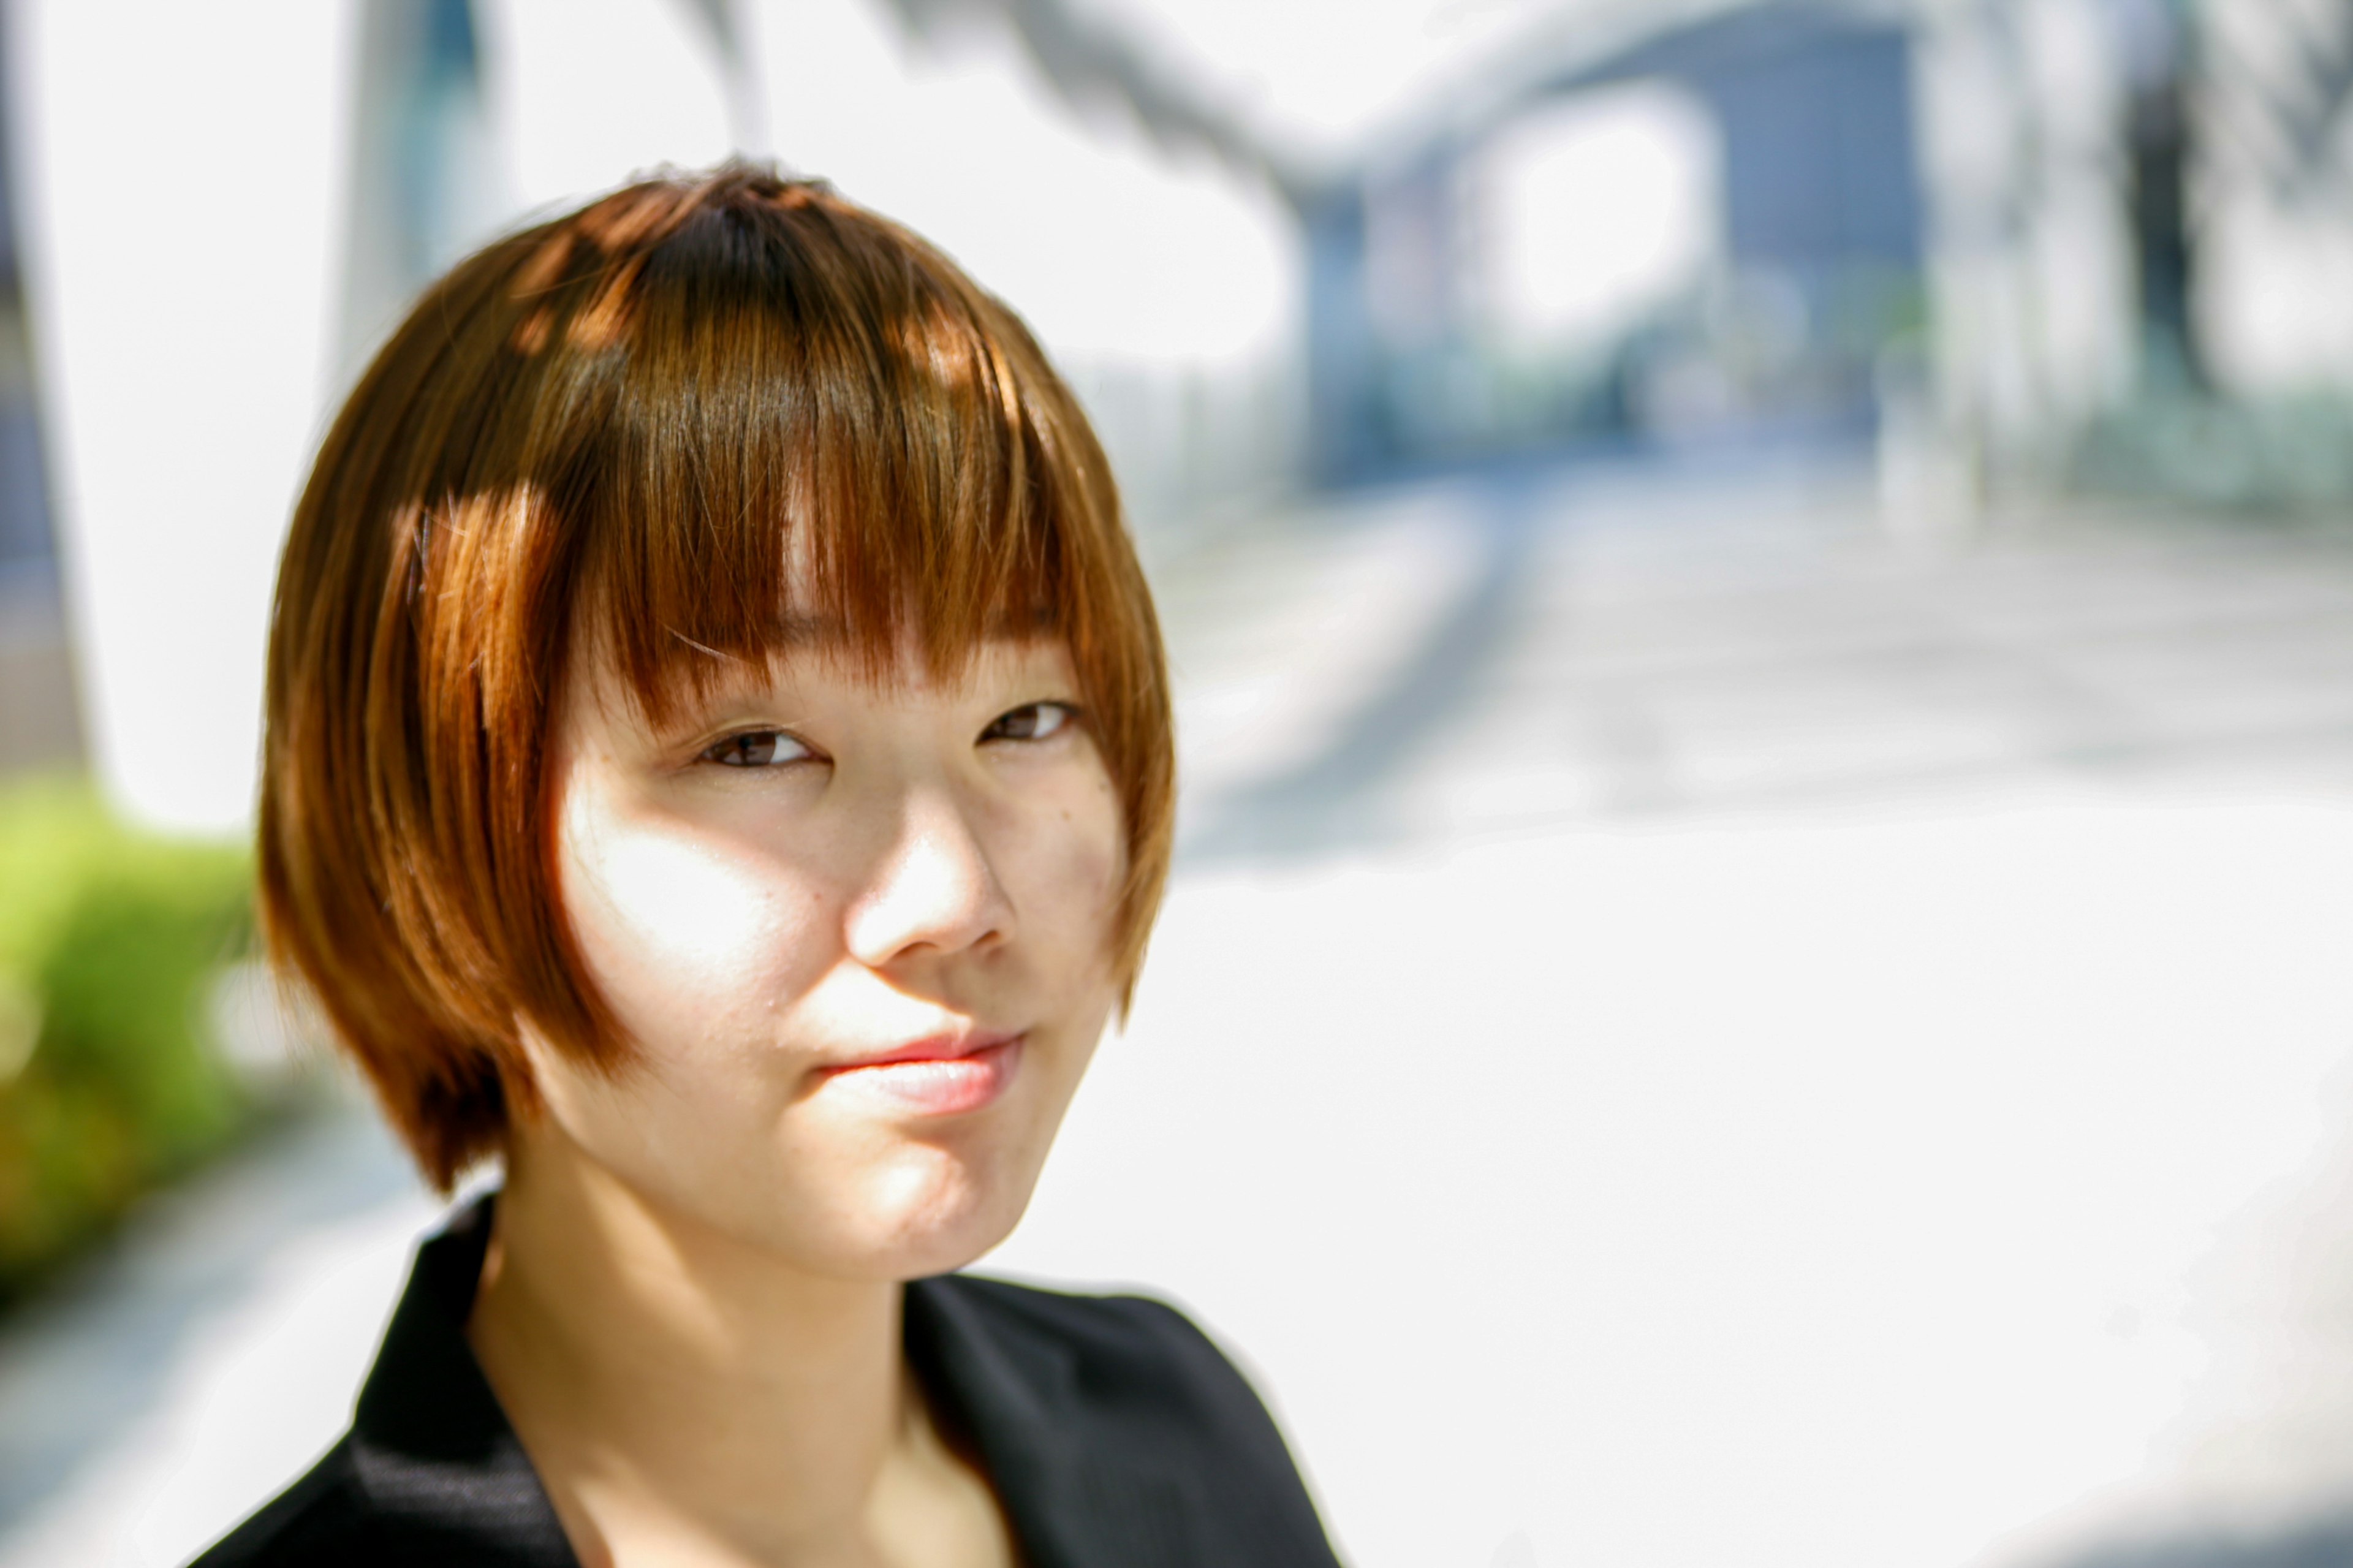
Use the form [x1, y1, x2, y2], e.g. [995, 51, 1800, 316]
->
[259, 165, 1174, 1190]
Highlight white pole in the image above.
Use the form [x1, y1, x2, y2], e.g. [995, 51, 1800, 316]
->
[8, 0, 354, 834]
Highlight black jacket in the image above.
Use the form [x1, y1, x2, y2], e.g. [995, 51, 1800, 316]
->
[192, 1198, 1341, 1567]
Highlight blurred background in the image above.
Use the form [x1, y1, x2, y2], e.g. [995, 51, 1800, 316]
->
[12, 1, 2353, 1564]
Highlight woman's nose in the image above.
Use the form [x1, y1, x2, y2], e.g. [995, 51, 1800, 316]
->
[841, 789, 1015, 969]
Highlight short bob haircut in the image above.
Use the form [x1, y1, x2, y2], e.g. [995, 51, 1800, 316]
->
[260, 165, 1173, 1191]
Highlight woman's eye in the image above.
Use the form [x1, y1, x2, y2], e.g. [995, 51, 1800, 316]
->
[700, 730, 813, 768]
[983, 702, 1075, 743]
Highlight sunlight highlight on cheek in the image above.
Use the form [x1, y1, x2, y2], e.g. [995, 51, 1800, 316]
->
[564, 813, 818, 1024]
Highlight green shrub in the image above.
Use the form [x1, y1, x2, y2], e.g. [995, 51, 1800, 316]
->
[0, 778, 257, 1300]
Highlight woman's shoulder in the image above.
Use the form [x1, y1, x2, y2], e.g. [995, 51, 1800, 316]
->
[907, 1274, 1341, 1565]
[187, 1428, 563, 1568]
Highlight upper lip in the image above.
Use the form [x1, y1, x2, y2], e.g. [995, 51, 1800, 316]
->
[821, 1029, 1021, 1072]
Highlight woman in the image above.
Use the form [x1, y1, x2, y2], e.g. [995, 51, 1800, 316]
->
[197, 166, 1339, 1567]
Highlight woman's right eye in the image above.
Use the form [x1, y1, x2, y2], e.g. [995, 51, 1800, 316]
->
[700, 730, 813, 768]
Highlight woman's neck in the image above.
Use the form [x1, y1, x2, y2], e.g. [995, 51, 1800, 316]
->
[465, 1127, 996, 1567]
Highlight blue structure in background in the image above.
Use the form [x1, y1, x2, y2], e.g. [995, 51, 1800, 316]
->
[1677, 7, 1921, 298]
[0, 11, 55, 577]
[395, 0, 487, 287]
[1300, 1, 1926, 485]
[0, 7, 80, 775]
[339, 0, 493, 377]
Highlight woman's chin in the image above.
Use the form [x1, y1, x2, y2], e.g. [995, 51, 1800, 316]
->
[803, 1146, 1044, 1282]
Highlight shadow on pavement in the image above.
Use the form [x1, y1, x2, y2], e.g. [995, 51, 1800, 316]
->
[1182, 469, 1548, 862]
[2039, 1516, 2353, 1568]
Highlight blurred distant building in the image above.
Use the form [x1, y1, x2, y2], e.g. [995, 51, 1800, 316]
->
[1922, 0, 2353, 507]
[1300, 0, 1925, 482]
[341, 0, 771, 382]
[0, 13, 80, 777]
[900, 0, 1934, 487]
[340, 0, 502, 381]
[983, 0, 2353, 509]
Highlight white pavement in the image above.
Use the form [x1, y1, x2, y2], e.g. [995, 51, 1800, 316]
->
[13, 456, 2353, 1568]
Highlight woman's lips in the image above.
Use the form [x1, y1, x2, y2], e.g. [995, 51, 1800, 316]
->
[816, 1036, 1023, 1115]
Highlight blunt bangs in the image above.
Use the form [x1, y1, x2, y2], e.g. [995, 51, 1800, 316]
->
[259, 167, 1172, 1189]
[564, 194, 1077, 721]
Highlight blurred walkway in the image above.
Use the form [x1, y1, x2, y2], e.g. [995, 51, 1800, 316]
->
[1163, 456, 2353, 855]
[15, 456, 2353, 1567]
[0, 1101, 431, 1566]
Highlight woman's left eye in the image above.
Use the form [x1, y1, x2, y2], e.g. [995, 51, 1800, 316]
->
[700, 730, 814, 767]
[983, 702, 1076, 743]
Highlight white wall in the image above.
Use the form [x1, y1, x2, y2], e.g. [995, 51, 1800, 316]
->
[10, 0, 353, 834]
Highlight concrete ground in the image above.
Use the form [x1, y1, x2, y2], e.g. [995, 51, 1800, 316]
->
[14, 454, 2353, 1567]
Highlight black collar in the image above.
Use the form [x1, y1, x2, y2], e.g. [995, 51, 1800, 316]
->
[344, 1197, 575, 1565]
[343, 1197, 1204, 1568]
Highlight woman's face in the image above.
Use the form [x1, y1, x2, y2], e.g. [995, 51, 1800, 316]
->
[517, 632, 1126, 1281]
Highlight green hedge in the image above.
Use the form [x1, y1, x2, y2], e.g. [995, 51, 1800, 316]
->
[0, 778, 258, 1301]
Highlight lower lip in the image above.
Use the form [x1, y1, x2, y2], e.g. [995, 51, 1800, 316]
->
[820, 1039, 1022, 1116]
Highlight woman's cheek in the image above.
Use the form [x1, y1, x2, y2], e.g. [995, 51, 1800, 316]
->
[1026, 768, 1124, 942]
[562, 809, 825, 1044]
